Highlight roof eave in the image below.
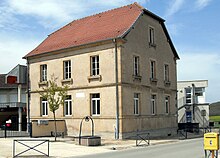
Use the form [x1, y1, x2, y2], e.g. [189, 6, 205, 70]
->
[24, 37, 124, 60]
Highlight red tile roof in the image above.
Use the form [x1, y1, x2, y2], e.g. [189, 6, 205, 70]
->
[24, 3, 143, 58]
[24, 2, 179, 59]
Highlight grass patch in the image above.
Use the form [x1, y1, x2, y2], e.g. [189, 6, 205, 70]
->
[210, 116, 220, 122]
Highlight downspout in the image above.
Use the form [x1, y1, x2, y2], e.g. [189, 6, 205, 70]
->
[27, 60, 31, 137]
[113, 39, 119, 139]
[192, 84, 195, 122]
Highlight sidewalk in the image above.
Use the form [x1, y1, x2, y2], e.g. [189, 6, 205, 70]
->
[0, 137, 180, 158]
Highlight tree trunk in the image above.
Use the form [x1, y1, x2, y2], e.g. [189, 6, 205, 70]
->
[53, 111, 57, 141]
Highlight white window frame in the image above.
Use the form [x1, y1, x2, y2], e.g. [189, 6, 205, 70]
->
[151, 94, 156, 115]
[91, 93, 100, 116]
[64, 95, 72, 116]
[164, 64, 169, 81]
[134, 93, 139, 115]
[64, 60, 71, 79]
[133, 56, 140, 76]
[165, 96, 170, 114]
[150, 60, 156, 79]
[185, 88, 192, 105]
[40, 64, 47, 82]
[41, 98, 48, 116]
[91, 56, 99, 76]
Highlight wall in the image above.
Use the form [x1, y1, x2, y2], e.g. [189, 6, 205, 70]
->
[29, 43, 121, 139]
[119, 13, 178, 137]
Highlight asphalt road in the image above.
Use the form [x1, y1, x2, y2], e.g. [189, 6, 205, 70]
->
[73, 138, 206, 158]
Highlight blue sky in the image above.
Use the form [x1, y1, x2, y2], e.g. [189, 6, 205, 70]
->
[0, 0, 219, 103]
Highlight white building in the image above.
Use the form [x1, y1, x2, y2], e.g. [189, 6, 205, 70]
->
[177, 80, 209, 128]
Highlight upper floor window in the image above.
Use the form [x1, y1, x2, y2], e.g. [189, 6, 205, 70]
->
[133, 56, 140, 76]
[41, 98, 48, 116]
[64, 95, 72, 116]
[150, 60, 156, 79]
[64, 60, 71, 79]
[151, 94, 156, 115]
[165, 96, 170, 114]
[149, 27, 155, 46]
[134, 93, 140, 115]
[195, 87, 204, 96]
[40, 64, 47, 82]
[91, 56, 99, 76]
[164, 64, 169, 81]
[91, 93, 100, 116]
[185, 88, 192, 104]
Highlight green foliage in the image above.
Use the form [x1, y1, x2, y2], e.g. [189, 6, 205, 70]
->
[38, 76, 68, 141]
[39, 77, 68, 113]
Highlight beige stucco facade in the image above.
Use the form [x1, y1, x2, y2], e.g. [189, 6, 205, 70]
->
[28, 13, 178, 139]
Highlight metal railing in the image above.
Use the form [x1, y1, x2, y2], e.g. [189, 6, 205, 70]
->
[136, 132, 150, 146]
[13, 139, 49, 157]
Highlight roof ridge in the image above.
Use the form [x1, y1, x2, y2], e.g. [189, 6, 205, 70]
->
[133, 2, 144, 10]
[48, 2, 141, 37]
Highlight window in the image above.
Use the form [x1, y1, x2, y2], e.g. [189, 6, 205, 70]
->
[149, 27, 155, 45]
[91, 93, 100, 115]
[151, 95, 156, 115]
[195, 87, 204, 96]
[64, 95, 72, 116]
[64, 60, 71, 79]
[164, 64, 169, 81]
[41, 98, 48, 116]
[185, 88, 192, 104]
[186, 111, 192, 123]
[165, 96, 170, 114]
[91, 56, 99, 76]
[133, 56, 140, 76]
[150, 60, 156, 79]
[40, 64, 47, 82]
[134, 93, 139, 115]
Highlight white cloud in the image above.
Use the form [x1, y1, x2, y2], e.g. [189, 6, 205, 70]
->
[195, 0, 212, 9]
[165, 0, 185, 17]
[0, 35, 40, 74]
[0, 0, 148, 29]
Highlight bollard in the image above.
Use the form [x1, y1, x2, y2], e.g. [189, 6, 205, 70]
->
[4, 124, 7, 138]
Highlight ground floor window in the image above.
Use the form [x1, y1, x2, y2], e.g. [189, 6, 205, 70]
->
[41, 98, 48, 116]
[151, 94, 156, 115]
[134, 93, 139, 115]
[64, 95, 72, 116]
[91, 93, 100, 116]
[165, 96, 170, 114]
[186, 111, 192, 123]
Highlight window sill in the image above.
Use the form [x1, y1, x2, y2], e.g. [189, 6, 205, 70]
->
[64, 115, 72, 117]
[133, 75, 142, 82]
[61, 78, 73, 85]
[149, 42, 156, 48]
[134, 114, 140, 116]
[88, 75, 102, 82]
[150, 78, 158, 83]
[38, 81, 48, 87]
[91, 114, 101, 117]
[164, 80, 171, 86]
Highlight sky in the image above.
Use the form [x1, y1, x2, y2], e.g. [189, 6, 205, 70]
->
[0, 0, 219, 103]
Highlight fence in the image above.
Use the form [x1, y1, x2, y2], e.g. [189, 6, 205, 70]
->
[13, 139, 49, 157]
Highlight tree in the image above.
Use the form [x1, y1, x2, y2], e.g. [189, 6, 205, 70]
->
[39, 77, 68, 141]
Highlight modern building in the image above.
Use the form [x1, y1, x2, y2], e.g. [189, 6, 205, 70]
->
[177, 80, 209, 128]
[23, 3, 179, 139]
[0, 65, 27, 131]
